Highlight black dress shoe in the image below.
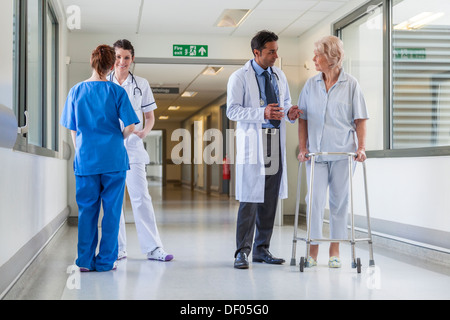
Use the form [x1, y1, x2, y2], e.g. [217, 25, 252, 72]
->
[234, 252, 249, 269]
[252, 251, 285, 265]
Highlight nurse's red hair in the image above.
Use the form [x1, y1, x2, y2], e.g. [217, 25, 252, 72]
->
[91, 44, 115, 76]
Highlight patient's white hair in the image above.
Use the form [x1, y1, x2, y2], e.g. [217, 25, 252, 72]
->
[314, 35, 344, 69]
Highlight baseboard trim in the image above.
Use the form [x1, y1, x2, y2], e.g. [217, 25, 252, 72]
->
[0, 207, 70, 299]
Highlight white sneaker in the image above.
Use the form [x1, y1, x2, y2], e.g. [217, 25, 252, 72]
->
[147, 247, 173, 262]
[117, 250, 127, 260]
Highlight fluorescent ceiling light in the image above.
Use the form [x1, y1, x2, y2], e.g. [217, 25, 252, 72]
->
[215, 9, 250, 27]
[409, 12, 444, 29]
[394, 12, 445, 30]
[159, 116, 169, 120]
[202, 66, 224, 76]
[168, 106, 180, 110]
[181, 91, 198, 97]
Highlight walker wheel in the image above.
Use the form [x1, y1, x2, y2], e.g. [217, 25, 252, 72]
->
[356, 258, 362, 274]
[299, 257, 305, 272]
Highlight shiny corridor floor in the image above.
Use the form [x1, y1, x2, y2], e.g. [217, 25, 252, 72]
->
[4, 182, 450, 300]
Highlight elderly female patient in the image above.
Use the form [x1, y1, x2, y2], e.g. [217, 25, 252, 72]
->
[297, 35, 369, 268]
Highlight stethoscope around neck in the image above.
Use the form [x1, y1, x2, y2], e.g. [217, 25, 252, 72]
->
[109, 71, 142, 96]
[253, 66, 280, 106]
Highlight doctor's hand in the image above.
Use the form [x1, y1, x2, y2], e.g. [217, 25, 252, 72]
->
[264, 103, 284, 120]
[288, 105, 303, 120]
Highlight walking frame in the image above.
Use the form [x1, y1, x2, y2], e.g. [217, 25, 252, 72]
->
[290, 152, 375, 273]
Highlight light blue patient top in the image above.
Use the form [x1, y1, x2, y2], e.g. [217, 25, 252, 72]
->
[60, 81, 139, 175]
[298, 69, 369, 161]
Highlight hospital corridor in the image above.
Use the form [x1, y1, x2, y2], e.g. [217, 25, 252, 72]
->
[1, 0, 450, 303]
[3, 181, 450, 300]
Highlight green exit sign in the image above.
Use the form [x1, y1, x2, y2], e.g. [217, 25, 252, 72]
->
[394, 48, 426, 60]
[173, 45, 208, 57]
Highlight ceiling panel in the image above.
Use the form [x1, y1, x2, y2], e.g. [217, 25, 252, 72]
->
[258, 0, 316, 11]
[312, 0, 349, 11]
[65, 0, 141, 33]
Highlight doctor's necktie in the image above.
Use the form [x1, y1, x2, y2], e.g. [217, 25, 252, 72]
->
[263, 71, 280, 129]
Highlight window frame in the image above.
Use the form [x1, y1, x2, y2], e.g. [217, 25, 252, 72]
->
[44, 2, 59, 152]
[333, 0, 450, 158]
[13, 0, 59, 158]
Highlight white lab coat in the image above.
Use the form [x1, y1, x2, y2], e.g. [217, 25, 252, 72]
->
[227, 60, 293, 203]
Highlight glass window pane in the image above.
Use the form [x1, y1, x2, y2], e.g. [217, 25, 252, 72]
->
[340, 6, 384, 150]
[12, 1, 18, 115]
[340, 4, 384, 151]
[27, 0, 42, 147]
[45, 7, 57, 150]
[392, 0, 450, 148]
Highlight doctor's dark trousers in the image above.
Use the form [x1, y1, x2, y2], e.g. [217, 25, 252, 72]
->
[235, 130, 282, 257]
[75, 171, 127, 271]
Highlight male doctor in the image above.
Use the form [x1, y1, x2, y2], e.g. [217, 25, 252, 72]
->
[227, 30, 301, 269]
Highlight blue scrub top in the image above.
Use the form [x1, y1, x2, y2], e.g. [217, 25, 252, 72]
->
[60, 81, 140, 176]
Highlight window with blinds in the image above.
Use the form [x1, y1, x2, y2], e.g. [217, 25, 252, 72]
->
[392, 26, 450, 149]
[13, 0, 59, 156]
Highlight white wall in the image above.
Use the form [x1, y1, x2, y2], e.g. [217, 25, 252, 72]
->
[0, 0, 70, 296]
[354, 157, 450, 230]
[0, 150, 68, 264]
[287, 0, 450, 250]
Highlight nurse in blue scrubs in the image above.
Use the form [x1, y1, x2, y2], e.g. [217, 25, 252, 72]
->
[60, 45, 139, 272]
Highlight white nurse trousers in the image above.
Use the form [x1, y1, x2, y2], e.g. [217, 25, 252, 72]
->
[118, 163, 163, 254]
[305, 159, 355, 244]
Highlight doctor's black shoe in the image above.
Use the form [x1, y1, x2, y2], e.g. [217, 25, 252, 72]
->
[252, 250, 285, 265]
[234, 252, 249, 269]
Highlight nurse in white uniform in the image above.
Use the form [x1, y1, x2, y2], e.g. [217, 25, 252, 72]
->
[297, 35, 368, 268]
[111, 39, 173, 262]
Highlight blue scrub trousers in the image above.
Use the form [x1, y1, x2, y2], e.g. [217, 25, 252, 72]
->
[75, 171, 127, 271]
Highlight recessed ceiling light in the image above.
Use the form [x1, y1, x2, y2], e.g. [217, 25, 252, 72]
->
[168, 106, 180, 110]
[181, 91, 198, 97]
[202, 66, 224, 76]
[159, 116, 169, 120]
[215, 9, 251, 28]
[394, 12, 445, 30]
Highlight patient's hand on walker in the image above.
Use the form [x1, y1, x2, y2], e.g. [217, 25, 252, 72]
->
[297, 148, 310, 162]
